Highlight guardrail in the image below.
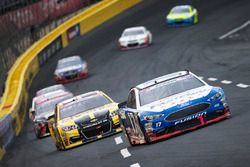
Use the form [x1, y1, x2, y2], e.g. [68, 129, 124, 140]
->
[0, 0, 141, 160]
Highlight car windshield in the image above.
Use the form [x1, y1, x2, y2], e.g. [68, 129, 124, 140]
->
[123, 29, 145, 36]
[171, 7, 190, 14]
[57, 59, 81, 69]
[36, 95, 71, 115]
[59, 95, 111, 119]
[139, 75, 204, 106]
[36, 85, 65, 96]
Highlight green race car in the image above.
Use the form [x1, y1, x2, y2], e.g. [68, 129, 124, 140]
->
[166, 5, 199, 26]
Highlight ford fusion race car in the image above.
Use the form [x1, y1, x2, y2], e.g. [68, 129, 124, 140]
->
[54, 55, 88, 84]
[31, 91, 73, 138]
[48, 90, 121, 150]
[166, 5, 198, 26]
[118, 70, 230, 145]
[118, 26, 152, 50]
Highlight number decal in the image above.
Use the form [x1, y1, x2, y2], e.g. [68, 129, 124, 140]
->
[156, 122, 162, 127]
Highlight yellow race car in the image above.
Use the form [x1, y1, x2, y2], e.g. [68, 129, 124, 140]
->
[48, 90, 121, 150]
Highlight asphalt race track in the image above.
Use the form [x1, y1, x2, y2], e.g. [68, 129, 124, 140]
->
[1, 0, 250, 166]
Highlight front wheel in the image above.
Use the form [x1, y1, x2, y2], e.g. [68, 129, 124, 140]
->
[34, 127, 41, 139]
[193, 15, 199, 24]
[56, 140, 65, 151]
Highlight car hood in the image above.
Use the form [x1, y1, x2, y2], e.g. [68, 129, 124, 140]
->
[168, 13, 193, 19]
[34, 110, 54, 121]
[138, 86, 212, 112]
[58, 103, 118, 126]
[55, 65, 83, 74]
[120, 34, 147, 42]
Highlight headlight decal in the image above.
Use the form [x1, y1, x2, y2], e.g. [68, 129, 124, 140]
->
[61, 125, 78, 132]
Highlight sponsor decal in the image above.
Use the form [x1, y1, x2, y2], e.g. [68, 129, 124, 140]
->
[67, 24, 80, 42]
[174, 112, 207, 125]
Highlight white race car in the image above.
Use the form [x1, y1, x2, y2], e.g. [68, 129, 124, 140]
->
[118, 26, 152, 50]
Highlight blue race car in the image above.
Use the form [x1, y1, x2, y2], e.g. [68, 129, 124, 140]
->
[118, 70, 230, 145]
[166, 5, 199, 26]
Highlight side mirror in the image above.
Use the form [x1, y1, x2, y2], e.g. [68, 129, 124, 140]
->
[118, 101, 127, 108]
[48, 114, 55, 121]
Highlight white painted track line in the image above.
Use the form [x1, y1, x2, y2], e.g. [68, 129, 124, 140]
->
[221, 80, 232, 84]
[198, 76, 204, 80]
[219, 20, 250, 40]
[130, 163, 141, 167]
[236, 83, 249, 88]
[114, 136, 123, 145]
[120, 148, 131, 158]
[207, 77, 218, 81]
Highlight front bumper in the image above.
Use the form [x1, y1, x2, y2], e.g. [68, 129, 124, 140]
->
[63, 127, 122, 150]
[55, 71, 89, 84]
[119, 40, 150, 50]
[167, 17, 194, 26]
[127, 107, 231, 145]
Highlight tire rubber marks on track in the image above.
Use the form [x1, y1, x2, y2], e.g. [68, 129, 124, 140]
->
[218, 20, 250, 40]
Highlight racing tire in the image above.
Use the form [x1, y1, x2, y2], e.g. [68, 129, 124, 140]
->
[193, 15, 199, 24]
[34, 128, 41, 139]
[125, 131, 137, 146]
[56, 140, 65, 151]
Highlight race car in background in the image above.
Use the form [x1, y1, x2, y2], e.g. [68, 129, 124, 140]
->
[118, 70, 230, 145]
[118, 26, 152, 50]
[30, 91, 73, 138]
[54, 55, 88, 84]
[30, 89, 67, 118]
[166, 5, 199, 26]
[48, 90, 121, 150]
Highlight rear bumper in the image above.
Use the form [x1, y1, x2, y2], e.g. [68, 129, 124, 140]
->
[55, 72, 89, 84]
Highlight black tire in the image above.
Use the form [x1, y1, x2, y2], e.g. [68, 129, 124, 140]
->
[56, 140, 65, 151]
[34, 127, 41, 139]
[125, 130, 137, 146]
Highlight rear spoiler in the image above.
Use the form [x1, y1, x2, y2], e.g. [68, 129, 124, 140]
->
[118, 101, 127, 108]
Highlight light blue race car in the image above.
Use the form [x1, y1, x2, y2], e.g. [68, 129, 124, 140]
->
[118, 70, 231, 145]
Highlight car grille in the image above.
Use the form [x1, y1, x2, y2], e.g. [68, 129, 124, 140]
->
[81, 120, 111, 139]
[204, 110, 225, 122]
[165, 103, 210, 121]
[74, 110, 111, 139]
[128, 43, 139, 47]
[63, 70, 78, 78]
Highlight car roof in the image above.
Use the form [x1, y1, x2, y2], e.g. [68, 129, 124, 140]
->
[172, 5, 192, 10]
[124, 26, 146, 32]
[58, 55, 82, 64]
[136, 71, 191, 90]
[36, 90, 72, 105]
[57, 90, 105, 108]
[36, 84, 65, 96]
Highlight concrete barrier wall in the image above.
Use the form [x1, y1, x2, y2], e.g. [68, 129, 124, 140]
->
[0, 0, 141, 160]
